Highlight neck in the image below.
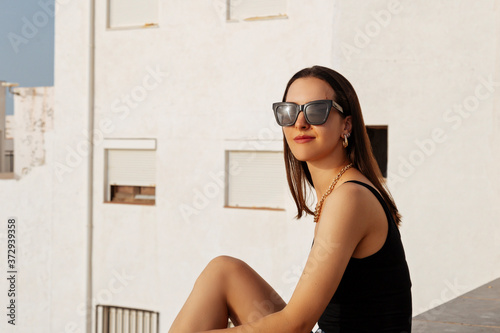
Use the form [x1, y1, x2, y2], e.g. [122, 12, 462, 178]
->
[307, 153, 352, 200]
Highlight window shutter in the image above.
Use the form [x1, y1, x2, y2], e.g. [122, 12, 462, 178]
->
[108, 0, 158, 28]
[227, 151, 285, 209]
[229, 0, 287, 20]
[107, 149, 156, 187]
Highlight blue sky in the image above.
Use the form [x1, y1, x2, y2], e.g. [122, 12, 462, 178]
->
[0, 0, 54, 115]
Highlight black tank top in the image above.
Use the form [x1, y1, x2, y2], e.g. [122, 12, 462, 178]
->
[317, 180, 412, 333]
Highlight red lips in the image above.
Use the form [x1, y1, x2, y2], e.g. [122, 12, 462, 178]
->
[294, 135, 315, 143]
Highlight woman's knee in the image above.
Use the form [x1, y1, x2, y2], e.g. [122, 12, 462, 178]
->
[197, 256, 248, 284]
[207, 255, 248, 273]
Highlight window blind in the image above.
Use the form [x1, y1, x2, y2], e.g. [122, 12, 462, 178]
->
[107, 149, 156, 187]
[229, 0, 287, 20]
[227, 151, 285, 209]
[108, 0, 158, 28]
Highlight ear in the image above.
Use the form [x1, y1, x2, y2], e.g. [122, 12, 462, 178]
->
[342, 116, 352, 136]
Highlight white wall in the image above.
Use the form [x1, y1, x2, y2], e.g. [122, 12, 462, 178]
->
[331, 0, 500, 315]
[12, 87, 54, 176]
[51, 0, 93, 331]
[90, 0, 500, 326]
[0, 87, 56, 332]
[91, 0, 336, 328]
[1, 1, 499, 332]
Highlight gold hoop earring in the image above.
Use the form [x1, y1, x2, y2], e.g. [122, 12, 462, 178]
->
[343, 134, 349, 148]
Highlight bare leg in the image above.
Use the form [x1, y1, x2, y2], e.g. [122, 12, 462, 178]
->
[169, 256, 286, 333]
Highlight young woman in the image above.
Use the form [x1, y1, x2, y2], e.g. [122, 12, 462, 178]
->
[169, 66, 412, 333]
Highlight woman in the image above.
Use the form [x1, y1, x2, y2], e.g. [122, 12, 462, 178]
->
[169, 66, 412, 333]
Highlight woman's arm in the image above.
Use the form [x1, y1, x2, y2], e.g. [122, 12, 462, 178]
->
[200, 183, 374, 333]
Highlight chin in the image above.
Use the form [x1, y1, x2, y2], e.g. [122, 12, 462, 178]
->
[292, 155, 308, 162]
[289, 146, 336, 163]
[289, 149, 316, 162]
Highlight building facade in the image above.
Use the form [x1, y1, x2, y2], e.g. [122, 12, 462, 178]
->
[1, 1, 499, 332]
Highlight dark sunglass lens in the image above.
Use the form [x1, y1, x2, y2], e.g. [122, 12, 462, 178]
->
[305, 102, 329, 125]
[276, 104, 297, 126]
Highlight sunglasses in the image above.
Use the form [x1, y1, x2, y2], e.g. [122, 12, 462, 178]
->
[272, 99, 344, 127]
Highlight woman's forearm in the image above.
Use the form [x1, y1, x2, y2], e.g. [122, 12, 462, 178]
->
[199, 309, 305, 333]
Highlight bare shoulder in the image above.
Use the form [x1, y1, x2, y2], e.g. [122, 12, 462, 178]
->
[317, 179, 384, 236]
[326, 179, 380, 213]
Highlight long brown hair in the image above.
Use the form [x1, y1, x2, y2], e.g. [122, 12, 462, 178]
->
[282, 66, 402, 225]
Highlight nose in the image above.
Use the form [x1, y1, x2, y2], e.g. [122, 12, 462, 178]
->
[294, 111, 310, 129]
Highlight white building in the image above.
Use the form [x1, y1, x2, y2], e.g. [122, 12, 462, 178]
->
[1, 1, 499, 332]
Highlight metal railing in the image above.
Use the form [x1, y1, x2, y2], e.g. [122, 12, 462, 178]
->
[96, 305, 159, 333]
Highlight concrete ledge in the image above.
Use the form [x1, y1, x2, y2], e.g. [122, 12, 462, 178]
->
[413, 278, 500, 332]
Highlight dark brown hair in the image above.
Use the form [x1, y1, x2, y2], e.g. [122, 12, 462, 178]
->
[282, 65, 402, 225]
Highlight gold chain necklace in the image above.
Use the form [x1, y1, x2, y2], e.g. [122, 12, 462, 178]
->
[313, 163, 353, 223]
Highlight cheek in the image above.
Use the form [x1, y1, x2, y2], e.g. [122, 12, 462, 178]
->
[325, 125, 340, 138]
[315, 126, 341, 148]
[322, 117, 343, 139]
[282, 128, 294, 142]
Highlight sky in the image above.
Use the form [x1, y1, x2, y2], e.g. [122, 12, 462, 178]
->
[0, 0, 55, 115]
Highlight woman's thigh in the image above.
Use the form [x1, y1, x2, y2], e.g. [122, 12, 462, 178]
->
[205, 255, 286, 326]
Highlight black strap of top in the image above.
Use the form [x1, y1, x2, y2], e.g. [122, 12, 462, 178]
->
[343, 180, 396, 228]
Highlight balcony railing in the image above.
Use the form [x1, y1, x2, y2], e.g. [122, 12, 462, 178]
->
[96, 305, 159, 333]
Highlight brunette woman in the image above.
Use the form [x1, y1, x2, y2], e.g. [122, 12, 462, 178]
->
[169, 66, 412, 333]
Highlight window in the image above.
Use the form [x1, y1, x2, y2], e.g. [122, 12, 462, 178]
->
[3, 138, 13, 172]
[0, 83, 14, 177]
[227, 0, 287, 21]
[109, 185, 155, 205]
[104, 139, 156, 205]
[366, 126, 388, 178]
[225, 150, 285, 210]
[96, 305, 159, 333]
[108, 0, 159, 29]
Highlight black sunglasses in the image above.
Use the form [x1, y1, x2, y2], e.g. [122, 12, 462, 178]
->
[272, 99, 344, 127]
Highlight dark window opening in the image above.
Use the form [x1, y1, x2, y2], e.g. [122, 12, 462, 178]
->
[366, 126, 388, 178]
[109, 185, 155, 205]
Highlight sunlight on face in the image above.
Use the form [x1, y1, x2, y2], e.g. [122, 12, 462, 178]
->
[283, 77, 346, 163]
